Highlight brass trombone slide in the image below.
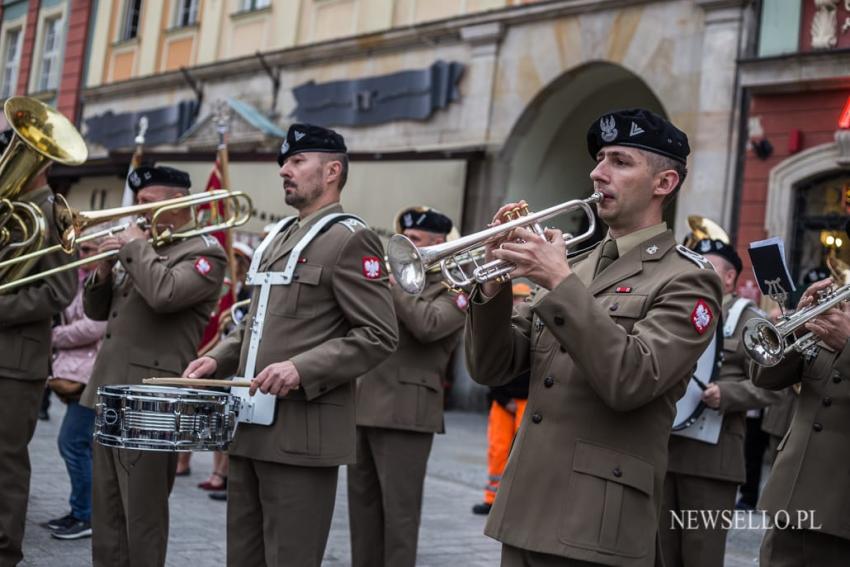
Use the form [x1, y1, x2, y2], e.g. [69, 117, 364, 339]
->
[0, 190, 253, 294]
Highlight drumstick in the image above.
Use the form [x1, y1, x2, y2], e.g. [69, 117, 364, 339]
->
[691, 376, 709, 391]
[143, 377, 253, 388]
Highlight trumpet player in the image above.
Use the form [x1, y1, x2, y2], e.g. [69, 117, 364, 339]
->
[464, 109, 722, 566]
[750, 277, 850, 567]
[0, 129, 77, 566]
[81, 166, 227, 567]
[347, 206, 466, 567]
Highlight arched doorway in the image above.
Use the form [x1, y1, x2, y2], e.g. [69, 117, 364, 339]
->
[791, 171, 850, 286]
[499, 62, 670, 244]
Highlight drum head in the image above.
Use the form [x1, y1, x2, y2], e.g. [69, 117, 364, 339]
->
[673, 316, 723, 431]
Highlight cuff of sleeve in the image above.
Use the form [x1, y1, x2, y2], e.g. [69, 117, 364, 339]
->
[470, 282, 510, 305]
[290, 354, 323, 401]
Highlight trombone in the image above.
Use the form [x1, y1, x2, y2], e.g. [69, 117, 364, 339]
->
[387, 192, 602, 295]
[0, 190, 253, 294]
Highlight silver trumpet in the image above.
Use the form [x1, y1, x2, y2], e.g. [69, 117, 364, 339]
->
[387, 192, 603, 295]
[743, 284, 850, 367]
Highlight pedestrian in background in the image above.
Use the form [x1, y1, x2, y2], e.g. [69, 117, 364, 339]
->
[44, 240, 108, 540]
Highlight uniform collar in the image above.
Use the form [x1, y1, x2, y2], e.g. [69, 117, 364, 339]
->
[607, 222, 667, 257]
[297, 202, 343, 227]
[586, 229, 677, 295]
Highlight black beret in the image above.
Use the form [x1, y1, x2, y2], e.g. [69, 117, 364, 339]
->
[0, 129, 12, 155]
[277, 123, 347, 166]
[128, 166, 191, 193]
[692, 238, 742, 274]
[587, 108, 690, 164]
[397, 206, 453, 235]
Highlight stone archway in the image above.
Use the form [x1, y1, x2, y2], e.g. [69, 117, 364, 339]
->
[499, 61, 669, 237]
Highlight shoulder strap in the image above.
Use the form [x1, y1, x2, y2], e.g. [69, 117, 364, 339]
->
[246, 216, 297, 278]
[278, 213, 367, 284]
[724, 297, 754, 338]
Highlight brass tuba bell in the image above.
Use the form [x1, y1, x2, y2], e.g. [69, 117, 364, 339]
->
[0, 96, 88, 286]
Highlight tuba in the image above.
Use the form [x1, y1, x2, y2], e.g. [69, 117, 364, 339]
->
[0, 96, 88, 285]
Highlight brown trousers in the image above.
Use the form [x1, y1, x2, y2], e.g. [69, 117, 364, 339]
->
[0, 378, 45, 567]
[761, 526, 850, 567]
[347, 426, 434, 567]
[660, 472, 738, 567]
[226, 455, 338, 567]
[91, 443, 177, 567]
[500, 544, 601, 566]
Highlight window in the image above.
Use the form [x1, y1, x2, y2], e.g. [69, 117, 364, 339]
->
[1, 29, 22, 99]
[241, 0, 270, 11]
[38, 17, 62, 92]
[120, 0, 142, 41]
[174, 0, 200, 27]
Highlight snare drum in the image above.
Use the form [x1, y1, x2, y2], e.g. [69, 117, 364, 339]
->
[95, 385, 240, 452]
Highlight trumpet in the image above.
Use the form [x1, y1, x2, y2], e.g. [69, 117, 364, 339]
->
[0, 190, 253, 294]
[387, 192, 602, 295]
[743, 283, 850, 367]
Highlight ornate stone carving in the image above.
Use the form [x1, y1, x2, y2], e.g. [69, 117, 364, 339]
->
[811, 0, 840, 49]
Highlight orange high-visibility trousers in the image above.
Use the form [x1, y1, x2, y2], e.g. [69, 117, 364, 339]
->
[484, 399, 527, 504]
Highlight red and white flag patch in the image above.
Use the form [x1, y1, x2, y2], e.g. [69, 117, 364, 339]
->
[455, 291, 469, 311]
[194, 256, 212, 276]
[690, 299, 713, 335]
[362, 256, 382, 280]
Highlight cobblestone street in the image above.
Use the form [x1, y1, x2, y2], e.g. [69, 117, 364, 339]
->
[21, 405, 761, 566]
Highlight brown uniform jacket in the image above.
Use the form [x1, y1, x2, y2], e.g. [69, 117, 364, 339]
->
[207, 203, 398, 467]
[667, 296, 783, 483]
[466, 230, 722, 566]
[0, 186, 77, 381]
[751, 343, 850, 540]
[81, 234, 227, 408]
[355, 271, 466, 434]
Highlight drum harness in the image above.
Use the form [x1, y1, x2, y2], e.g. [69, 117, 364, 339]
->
[237, 213, 367, 425]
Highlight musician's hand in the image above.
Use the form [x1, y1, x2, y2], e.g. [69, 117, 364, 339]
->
[480, 202, 527, 297]
[798, 278, 833, 310]
[504, 399, 518, 414]
[118, 222, 147, 243]
[701, 383, 721, 409]
[805, 305, 850, 351]
[493, 227, 571, 291]
[94, 236, 123, 280]
[251, 361, 301, 397]
[183, 356, 218, 378]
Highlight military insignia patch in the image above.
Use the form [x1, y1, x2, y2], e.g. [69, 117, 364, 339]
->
[194, 256, 212, 276]
[690, 299, 713, 335]
[455, 291, 469, 311]
[600, 115, 618, 142]
[362, 256, 382, 279]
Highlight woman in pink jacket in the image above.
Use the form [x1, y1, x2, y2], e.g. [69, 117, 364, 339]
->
[44, 242, 107, 540]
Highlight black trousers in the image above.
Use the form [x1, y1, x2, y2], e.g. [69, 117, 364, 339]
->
[739, 414, 769, 507]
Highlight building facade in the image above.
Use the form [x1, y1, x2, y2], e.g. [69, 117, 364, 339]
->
[0, 0, 93, 123]
[735, 0, 850, 298]
[70, 0, 751, 242]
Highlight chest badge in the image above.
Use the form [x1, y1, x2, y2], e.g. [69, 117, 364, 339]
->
[646, 244, 658, 255]
[615, 286, 632, 293]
